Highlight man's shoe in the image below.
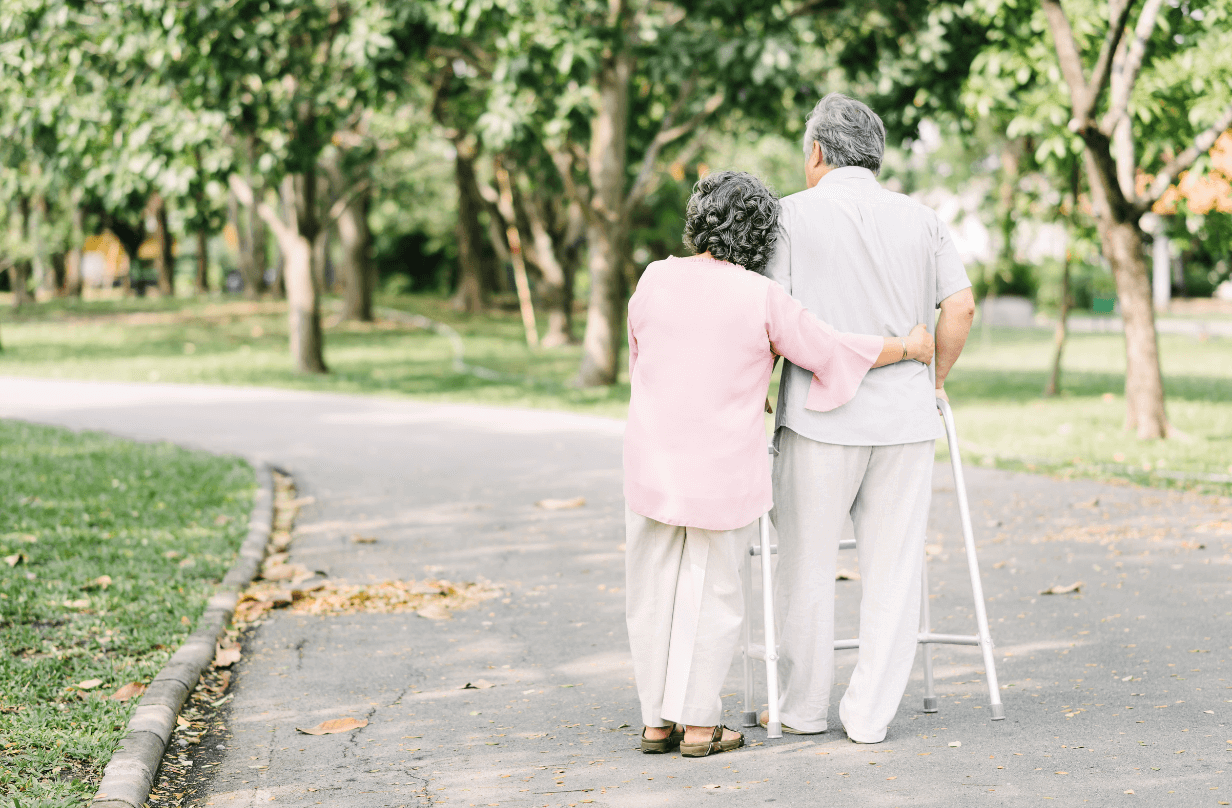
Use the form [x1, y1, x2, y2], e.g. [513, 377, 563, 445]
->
[758, 710, 825, 735]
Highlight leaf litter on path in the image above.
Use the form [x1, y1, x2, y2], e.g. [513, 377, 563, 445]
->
[296, 717, 368, 736]
[535, 496, 585, 510]
[235, 577, 500, 622]
[1039, 581, 1083, 595]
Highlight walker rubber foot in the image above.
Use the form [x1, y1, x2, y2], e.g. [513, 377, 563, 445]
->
[922, 697, 938, 713]
[741, 711, 758, 728]
[766, 721, 783, 740]
[990, 703, 1006, 721]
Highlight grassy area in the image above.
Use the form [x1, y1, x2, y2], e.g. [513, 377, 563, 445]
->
[0, 421, 253, 807]
[0, 294, 632, 419]
[0, 293, 1229, 492]
[943, 328, 1232, 493]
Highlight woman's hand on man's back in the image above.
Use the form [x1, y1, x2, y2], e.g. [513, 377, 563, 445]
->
[906, 323, 934, 364]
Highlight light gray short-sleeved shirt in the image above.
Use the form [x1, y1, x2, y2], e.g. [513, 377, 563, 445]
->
[767, 167, 971, 446]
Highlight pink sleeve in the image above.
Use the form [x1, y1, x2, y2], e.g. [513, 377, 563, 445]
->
[764, 281, 882, 413]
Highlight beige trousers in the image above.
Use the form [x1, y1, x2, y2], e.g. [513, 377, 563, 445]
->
[624, 506, 753, 728]
[770, 429, 935, 743]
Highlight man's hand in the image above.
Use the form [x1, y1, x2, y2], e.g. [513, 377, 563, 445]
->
[906, 323, 934, 364]
[934, 386, 949, 403]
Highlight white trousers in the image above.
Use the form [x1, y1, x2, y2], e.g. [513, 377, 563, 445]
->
[770, 429, 935, 743]
[624, 506, 752, 728]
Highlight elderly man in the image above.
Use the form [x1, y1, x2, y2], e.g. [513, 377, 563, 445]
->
[764, 93, 976, 744]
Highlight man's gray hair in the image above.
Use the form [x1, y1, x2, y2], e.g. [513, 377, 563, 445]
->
[801, 93, 887, 175]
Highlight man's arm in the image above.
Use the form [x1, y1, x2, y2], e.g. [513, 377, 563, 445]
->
[934, 287, 975, 402]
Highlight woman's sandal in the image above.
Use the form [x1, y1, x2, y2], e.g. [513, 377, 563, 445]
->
[679, 725, 744, 757]
[640, 724, 685, 754]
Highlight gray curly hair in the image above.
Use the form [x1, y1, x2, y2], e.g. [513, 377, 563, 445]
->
[802, 93, 886, 175]
[682, 171, 779, 273]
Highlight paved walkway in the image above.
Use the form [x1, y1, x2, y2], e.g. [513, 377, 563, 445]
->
[2, 377, 1229, 807]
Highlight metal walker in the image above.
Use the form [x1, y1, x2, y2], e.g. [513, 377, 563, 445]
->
[741, 398, 1005, 739]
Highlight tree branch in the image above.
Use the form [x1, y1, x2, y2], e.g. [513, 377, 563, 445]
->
[1041, 0, 1091, 124]
[1083, 0, 1135, 121]
[547, 145, 599, 228]
[1101, 0, 1162, 135]
[228, 174, 293, 245]
[624, 90, 724, 213]
[322, 178, 372, 228]
[1142, 103, 1232, 207]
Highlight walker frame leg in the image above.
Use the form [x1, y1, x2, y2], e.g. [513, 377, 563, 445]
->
[758, 513, 783, 739]
[938, 399, 1005, 721]
[741, 541, 757, 728]
[920, 558, 938, 713]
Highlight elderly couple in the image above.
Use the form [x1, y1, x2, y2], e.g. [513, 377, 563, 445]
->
[622, 93, 976, 757]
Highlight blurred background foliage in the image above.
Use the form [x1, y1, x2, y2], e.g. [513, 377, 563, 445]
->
[1, 0, 1229, 384]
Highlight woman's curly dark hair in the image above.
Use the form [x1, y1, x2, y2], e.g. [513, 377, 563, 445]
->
[682, 171, 780, 273]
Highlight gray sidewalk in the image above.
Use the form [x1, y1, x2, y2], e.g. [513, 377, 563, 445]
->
[2, 376, 1229, 807]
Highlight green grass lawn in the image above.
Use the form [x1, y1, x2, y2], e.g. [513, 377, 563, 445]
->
[944, 328, 1232, 492]
[0, 421, 253, 807]
[1, 293, 1229, 492]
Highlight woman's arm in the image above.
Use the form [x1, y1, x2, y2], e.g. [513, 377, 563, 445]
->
[765, 283, 933, 412]
[871, 324, 934, 368]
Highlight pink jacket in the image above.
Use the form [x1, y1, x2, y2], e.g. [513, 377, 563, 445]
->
[624, 255, 883, 530]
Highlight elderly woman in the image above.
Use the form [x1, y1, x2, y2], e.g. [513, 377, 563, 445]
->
[624, 171, 933, 758]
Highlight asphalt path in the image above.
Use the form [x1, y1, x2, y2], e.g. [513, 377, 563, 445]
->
[2, 376, 1229, 808]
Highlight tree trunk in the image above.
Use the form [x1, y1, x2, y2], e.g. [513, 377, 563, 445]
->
[11, 196, 34, 308]
[452, 140, 489, 313]
[1044, 250, 1070, 397]
[152, 195, 175, 297]
[518, 180, 572, 347]
[231, 136, 267, 297]
[63, 203, 84, 297]
[31, 193, 53, 298]
[195, 226, 210, 294]
[576, 50, 633, 387]
[1081, 148, 1167, 439]
[493, 160, 539, 349]
[281, 173, 327, 373]
[337, 185, 374, 321]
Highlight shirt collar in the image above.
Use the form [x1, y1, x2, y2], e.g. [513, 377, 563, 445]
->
[817, 166, 879, 187]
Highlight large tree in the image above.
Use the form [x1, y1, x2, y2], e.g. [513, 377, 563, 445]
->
[178, 0, 425, 372]
[473, 0, 818, 385]
[964, 0, 1232, 438]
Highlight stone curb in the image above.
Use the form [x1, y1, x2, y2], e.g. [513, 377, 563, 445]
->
[91, 460, 275, 808]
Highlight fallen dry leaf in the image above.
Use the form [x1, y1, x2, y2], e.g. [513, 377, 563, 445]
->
[76, 679, 104, 690]
[85, 575, 112, 590]
[461, 680, 496, 690]
[63, 598, 90, 609]
[108, 682, 147, 702]
[535, 496, 585, 510]
[296, 717, 368, 736]
[4, 553, 25, 567]
[835, 568, 860, 581]
[214, 645, 242, 668]
[261, 562, 310, 582]
[351, 535, 378, 544]
[702, 784, 720, 790]
[416, 603, 452, 620]
[1039, 582, 1083, 595]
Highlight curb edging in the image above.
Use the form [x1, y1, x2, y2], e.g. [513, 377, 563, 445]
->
[90, 460, 275, 808]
